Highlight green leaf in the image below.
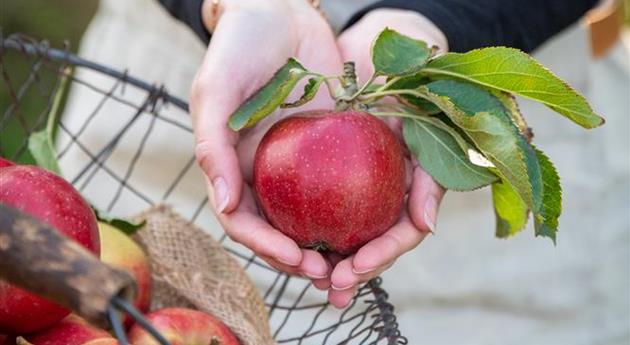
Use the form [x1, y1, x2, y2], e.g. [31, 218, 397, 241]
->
[93, 207, 146, 236]
[492, 180, 529, 238]
[403, 117, 498, 191]
[228, 58, 308, 130]
[532, 147, 562, 243]
[424, 47, 604, 128]
[386, 74, 440, 113]
[281, 76, 323, 108]
[371, 28, 432, 77]
[28, 131, 61, 175]
[418, 80, 543, 213]
[363, 83, 385, 93]
[493, 91, 532, 141]
[28, 67, 72, 175]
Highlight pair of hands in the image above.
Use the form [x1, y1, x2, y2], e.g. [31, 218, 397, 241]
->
[190, 0, 447, 308]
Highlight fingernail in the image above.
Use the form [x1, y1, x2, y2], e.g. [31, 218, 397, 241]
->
[304, 272, 328, 279]
[352, 267, 375, 275]
[424, 195, 438, 233]
[212, 177, 229, 214]
[276, 256, 300, 267]
[331, 284, 354, 291]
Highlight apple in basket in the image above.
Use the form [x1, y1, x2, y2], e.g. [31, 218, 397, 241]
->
[0, 157, 14, 168]
[254, 111, 406, 255]
[16, 314, 116, 345]
[128, 308, 240, 345]
[0, 163, 101, 334]
[98, 221, 152, 327]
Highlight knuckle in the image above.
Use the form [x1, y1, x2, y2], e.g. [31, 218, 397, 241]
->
[194, 139, 216, 171]
[382, 232, 404, 253]
[223, 228, 240, 243]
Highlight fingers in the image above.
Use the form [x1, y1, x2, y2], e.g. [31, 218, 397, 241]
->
[190, 9, 298, 214]
[329, 215, 423, 290]
[259, 251, 331, 291]
[408, 166, 446, 233]
[327, 259, 394, 308]
[190, 54, 243, 214]
[328, 285, 359, 309]
[299, 249, 330, 279]
[212, 183, 302, 265]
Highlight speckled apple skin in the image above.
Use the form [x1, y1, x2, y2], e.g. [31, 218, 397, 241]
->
[128, 308, 240, 345]
[0, 165, 100, 334]
[254, 110, 406, 255]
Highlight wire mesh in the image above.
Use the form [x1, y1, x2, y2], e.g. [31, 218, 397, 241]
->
[0, 33, 407, 345]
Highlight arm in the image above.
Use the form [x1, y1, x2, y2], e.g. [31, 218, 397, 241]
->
[344, 0, 600, 52]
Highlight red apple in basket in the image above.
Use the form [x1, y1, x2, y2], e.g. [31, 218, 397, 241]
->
[0, 157, 15, 169]
[253, 110, 406, 255]
[98, 221, 151, 326]
[0, 165, 100, 334]
[128, 308, 240, 345]
[16, 314, 115, 345]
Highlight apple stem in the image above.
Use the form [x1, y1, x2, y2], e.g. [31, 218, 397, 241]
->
[307, 241, 332, 252]
[342, 62, 359, 96]
[336, 62, 359, 111]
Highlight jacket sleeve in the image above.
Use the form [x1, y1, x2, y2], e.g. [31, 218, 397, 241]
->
[344, 0, 599, 52]
[155, 0, 211, 44]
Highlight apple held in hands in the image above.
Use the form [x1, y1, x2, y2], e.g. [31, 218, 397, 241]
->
[0, 165, 100, 334]
[128, 308, 240, 345]
[254, 110, 406, 255]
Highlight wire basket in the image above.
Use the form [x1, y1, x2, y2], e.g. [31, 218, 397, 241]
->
[0, 33, 407, 345]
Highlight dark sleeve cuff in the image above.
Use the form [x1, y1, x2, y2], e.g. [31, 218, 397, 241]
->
[343, 0, 599, 53]
[156, 0, 211, 44]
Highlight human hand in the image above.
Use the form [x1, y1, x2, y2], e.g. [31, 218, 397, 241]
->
[190, 0, 344, 285]
[326, 9, 449, 308]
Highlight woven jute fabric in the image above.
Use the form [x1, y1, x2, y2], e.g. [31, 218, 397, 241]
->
[133, 205, 274, 345]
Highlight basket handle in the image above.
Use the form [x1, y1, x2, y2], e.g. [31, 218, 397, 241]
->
[0, 204, 137, 329]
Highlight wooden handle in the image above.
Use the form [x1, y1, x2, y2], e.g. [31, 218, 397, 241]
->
[0, 204, 137, 329]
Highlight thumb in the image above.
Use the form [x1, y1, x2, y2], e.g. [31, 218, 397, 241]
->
[190, 67, 243, 215]
[408, 166, 445, 233]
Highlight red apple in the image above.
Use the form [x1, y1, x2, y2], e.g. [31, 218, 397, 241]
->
[98, 221, 151, 326]
[254, 110, 406, 254]
[128, 308, 240, 345]
[0, 165, 100, 334]
[0, 157, 14, 168]
[16, 314, 114, 345]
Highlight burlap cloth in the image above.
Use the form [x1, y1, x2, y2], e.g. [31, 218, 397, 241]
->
[133, 205, 275, 345]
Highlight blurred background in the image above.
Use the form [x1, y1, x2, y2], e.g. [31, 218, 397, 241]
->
[1, 1, 629, 344]
[1, 0, 98, 163]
